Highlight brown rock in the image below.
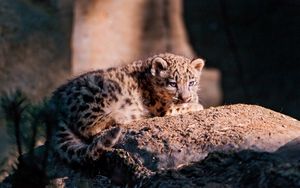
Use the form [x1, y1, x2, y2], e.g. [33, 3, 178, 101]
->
[2, 104, 299, 187]
[118, 104, 300, 170]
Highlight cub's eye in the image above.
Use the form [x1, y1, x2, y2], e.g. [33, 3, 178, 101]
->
[168, 81, 177, 87]
[189, 81, 196, 86]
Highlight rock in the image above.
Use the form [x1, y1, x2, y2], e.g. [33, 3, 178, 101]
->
[1, 104, 300, 187]
[117, 104, 300, 170]
[142, 149, 300, 188]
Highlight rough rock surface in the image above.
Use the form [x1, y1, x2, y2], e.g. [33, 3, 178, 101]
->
[117, 104, 300, 170]
[1, 104, 300, 187]
[143, 148, 300, 188]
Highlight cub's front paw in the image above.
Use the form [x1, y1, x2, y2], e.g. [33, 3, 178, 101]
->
[192, 103, 204, 111]
[166, 103, 204, 116]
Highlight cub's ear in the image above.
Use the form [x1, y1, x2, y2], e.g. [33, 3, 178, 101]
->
[191, 58, 205, 72]
[151, 57, 168, 76]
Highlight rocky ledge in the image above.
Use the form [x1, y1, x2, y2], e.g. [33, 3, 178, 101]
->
[2, 104, 300, 187]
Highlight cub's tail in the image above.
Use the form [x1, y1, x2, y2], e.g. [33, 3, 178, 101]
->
[53, 120, 122, 164]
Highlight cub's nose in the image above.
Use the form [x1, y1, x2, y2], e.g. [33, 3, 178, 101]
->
[178, 94, 192, 103]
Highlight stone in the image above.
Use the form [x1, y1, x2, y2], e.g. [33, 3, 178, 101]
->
[2, 104, 300, 187]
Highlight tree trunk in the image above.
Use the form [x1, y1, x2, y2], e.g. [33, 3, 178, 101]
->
[72, 0, 145, 73]
[72, 0, 194, 73]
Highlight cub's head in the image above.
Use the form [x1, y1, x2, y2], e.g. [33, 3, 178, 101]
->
[150, 53, 205, 104]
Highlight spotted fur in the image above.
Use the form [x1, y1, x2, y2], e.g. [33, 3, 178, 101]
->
[51, 53, 205, 164]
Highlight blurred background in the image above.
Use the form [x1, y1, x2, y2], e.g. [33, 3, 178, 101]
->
[0, 0, 299, 182]
[184, 0, 300, 118]
[0, 0, 299, 117]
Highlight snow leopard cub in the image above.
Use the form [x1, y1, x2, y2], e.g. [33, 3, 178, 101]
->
[51, 53, 205, 164]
